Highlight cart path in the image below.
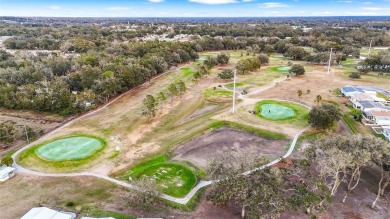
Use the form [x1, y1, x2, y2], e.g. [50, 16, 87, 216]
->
[11, 71, 311, 205]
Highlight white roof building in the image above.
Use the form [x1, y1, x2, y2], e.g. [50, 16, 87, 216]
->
[21, 207, 76, 219]
[0, 166, 15, 182]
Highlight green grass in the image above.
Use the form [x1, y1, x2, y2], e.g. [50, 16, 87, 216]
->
[203, 89, 232, 98]
[255, 100, 309, 125]
[164, 187, 206, 210]
[181, 67, 195, 77]
[17, 134, 107, 172]
[269, 66, 291, 73]
[377, 92, 390, 101]
[118, 155, 197, 198]
[209, 120, 288, 140]
[343, 114, 359, 134]
[225, 82, 244, 89]
[259, 104, 296, 120]
[81, 207, 135, 219]
[35, 136, 104, 161]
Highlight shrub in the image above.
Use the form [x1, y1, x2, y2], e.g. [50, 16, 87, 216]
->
[349, 72, 361, 79]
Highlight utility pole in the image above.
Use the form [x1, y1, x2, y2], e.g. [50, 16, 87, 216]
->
[232, 69, 237, 114]
[368, 39, 373, 59]
[327, 48, 333, 75]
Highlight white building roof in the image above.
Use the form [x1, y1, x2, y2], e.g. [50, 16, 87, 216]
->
[21, 207, 73, 219]
[0, 166, 15, 176]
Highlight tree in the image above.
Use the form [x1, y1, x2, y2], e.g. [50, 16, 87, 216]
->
[0, 157, 13, 166]
[218, 69, 234, 79]
[308, 103, 341, 129]
[307, 89, 311, 94]
[257, 53, 269, 65]
[168, 83, 179, 96]
[142, 95, 157, 117]
[289, 64, 305, 76]
[371, 145, 390, 208]
[297, 90, 303, 98]
[156, 92, 166, 102]
[176, 80, 186, 95]
[316, 95, 322, 105]
[349, 72, 361, 79]
[207, 151, 286, 219]
[286, 46, 308, 60]
[126, 177, 163, 211]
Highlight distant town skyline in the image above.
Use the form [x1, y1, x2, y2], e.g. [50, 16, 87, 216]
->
[1, 0, 390, 17]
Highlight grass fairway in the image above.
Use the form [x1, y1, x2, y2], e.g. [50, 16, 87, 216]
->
[256, 100, 309, 126]
[36, 136, 104, 161]
[269, 66, 291, 72]
[225, 82, 244, 89]
[119, 155, 197, 198]
[260, 104, 295, 120]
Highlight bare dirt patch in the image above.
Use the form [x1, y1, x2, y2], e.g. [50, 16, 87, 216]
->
[172, 127, 289, 169]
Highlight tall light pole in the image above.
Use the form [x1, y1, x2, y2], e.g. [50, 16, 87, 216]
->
[368, 39, 373, 59]
[327, 48, 333, 75]
[232, 69, 237, 114]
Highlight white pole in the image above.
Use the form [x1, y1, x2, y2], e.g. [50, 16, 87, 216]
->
[327, 48, 333, 75]
[368, 39, 372, 58]
[24, 125, 29, 142]
[232, 69, 236, 114]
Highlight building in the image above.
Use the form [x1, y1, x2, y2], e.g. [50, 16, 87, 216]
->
[21, 207, 76, 219]
[0, 166, 15, 182]
[350, 93, 374, 109]
[383, 126, 390, 141]
[363, 111, 390, 126]
[356, 101, 390, 112]
[341, 86, 362, 97]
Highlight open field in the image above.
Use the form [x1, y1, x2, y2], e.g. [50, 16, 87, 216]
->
[173, 127, 288, 169]
[8, 49, 390, 218]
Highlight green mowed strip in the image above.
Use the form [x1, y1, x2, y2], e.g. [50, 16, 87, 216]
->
[260, 104, 295, 120]
[225, 82, 244, 89]
[256, 100, 309, 126]
[36, 136, 104, 161]
[119, 155, 197, 198]
[204, 89, 232, 98]
[181, 67, 195, 77]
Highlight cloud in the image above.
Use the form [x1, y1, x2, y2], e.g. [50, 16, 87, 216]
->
[48, 5, 61, 10]
[335, 1, 353, 3]
[258, 2, 289, 8]
[241, 0, 255, 2]
[188, 0, 238, 4]
[106, 7, 129, 11]
[361, 7, 383, 10]
[148, 0, 165, 2]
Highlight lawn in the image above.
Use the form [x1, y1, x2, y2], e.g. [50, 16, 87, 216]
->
[36, 136, 104, 161]
[181, 67, 195, 77]
[377, 92, 390, 101]
[16, 134, 107, 172]
[204, 89, 232, 99]
[225, 82, 244, 89]
[255, 100, 309, 126]
[259, 104, 295, 120]
[118, 155, 197, 198]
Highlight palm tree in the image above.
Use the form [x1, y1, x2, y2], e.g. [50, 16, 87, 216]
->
[316, 95, 322, 105]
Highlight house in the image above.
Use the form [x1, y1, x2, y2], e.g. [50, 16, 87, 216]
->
[341, 86, 362, 97]
[21, 207, 76, 219]
[350, 93, 374, 109]
[356, 101, 390, 112]
[363, 111, 390, 126]
[383, 126, 390, 142]
[0, 166, 15, 182]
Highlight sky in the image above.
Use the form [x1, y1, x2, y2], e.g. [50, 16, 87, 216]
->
[0, 0, 389, 17]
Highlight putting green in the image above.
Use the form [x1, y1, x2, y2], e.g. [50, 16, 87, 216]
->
[36, 136, 104, 161]
[260, 104, 295, 120]
[276, 66, 291, 71]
